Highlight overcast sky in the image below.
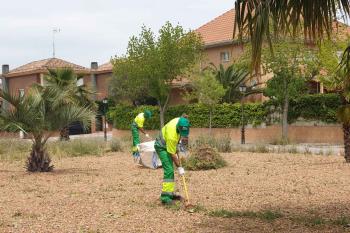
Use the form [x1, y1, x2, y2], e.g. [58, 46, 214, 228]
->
[0, 0, 234, 70]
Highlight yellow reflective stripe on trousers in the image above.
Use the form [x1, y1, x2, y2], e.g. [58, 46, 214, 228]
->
[162, 182, 175, 193]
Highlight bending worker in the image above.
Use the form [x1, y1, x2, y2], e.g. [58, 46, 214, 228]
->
[131, 110, 152, 158]
[154, 116, 190, 204]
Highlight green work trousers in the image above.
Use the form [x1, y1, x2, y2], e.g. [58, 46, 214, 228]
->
[131, 122, 140, 157]
[154, 140, 175, 204]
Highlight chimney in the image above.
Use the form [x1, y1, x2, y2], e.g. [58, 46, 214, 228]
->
[91, 62, 98, 70]
[2, 64, 9, 75]
[90, 62, 98, 100]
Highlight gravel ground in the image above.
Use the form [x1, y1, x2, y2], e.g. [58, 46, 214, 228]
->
[0, 152, 350, 233]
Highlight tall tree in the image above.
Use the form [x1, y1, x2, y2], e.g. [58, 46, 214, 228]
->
[185, 70, 226, 132]
[111, 22, 203, 127]
[0, 85, 93, 172]
[263, 42, 310, 142]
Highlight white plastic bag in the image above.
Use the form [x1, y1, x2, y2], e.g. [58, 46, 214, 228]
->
[138, 140, 162, 169]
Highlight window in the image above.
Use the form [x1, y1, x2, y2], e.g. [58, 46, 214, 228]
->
[18, 89, 25, 97]
[220, 51, 230, 62]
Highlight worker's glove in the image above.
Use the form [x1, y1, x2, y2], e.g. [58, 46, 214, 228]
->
[178, 167, 185, 176]
[145, 134, 150, 139]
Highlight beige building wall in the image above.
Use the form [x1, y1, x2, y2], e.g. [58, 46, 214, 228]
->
[201, 44, 244, 69]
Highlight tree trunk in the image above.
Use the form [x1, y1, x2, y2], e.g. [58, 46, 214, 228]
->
[26, 139, 53, 172]
[159, 105, 165, 129]
[282, 82, 289, 143]
[343, 123, 350, 163]
[158, 95, 170, 129]
[60, 127, 70, 141]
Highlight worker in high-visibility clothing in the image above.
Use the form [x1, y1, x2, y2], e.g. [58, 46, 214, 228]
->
[131, 110, 152, 158]
[154, 116, 190, 204]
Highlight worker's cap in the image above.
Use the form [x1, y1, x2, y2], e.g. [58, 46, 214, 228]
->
[177, 117, 190, 137]
[144, 110, 152, 119]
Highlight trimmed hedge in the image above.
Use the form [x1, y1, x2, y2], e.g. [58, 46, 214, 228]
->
[288, 93, 341, 123]
[108, 93, 342, 130]
[108, 103, 267, 130]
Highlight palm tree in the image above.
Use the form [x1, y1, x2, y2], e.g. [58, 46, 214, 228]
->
[0, 85, 94, 172]
[208, 63, 262, 103]
[234, 1, 350, 161]
[44, 68, 96, 140]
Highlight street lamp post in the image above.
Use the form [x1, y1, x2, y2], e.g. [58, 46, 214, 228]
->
[102, 98, 108, 141]
[239, 84, 247, 144]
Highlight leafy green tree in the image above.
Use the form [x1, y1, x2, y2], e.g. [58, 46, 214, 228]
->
[111, 22, 203, 127]
[264, 74, 306, 142]
[0, 85, 93, 172]
[185, 70, 225, 132]
[263, 43, 309, 142]
[43, 68, 96, 140]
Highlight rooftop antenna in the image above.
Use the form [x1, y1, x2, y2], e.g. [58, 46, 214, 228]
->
[52, 28, 61, 58]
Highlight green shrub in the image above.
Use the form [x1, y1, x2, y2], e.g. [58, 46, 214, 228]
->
[183, 145, 227, 170]
[108, 103, 267, 130]
[109, 94, 341, 130]
[110, 138, 123, 152]
[266, 93, 341, 124]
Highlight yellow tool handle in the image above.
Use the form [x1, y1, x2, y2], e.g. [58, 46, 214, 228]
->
[177, 152, 190, 204]
[181, 175, 190, 203]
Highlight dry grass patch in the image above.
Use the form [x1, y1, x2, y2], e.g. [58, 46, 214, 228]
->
[1, 151, 350, 232]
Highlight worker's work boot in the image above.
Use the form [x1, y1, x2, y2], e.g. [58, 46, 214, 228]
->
[172, 194, 183, 201]
[161, 196, 173, 205]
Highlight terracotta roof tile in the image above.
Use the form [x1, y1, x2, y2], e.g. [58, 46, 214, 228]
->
[195, 8, 350, 46]
[97, 62, 113, 73]
[196, 9, 235, 46]
[5, 58, 89, 77]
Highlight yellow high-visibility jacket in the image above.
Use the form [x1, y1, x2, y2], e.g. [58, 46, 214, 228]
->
[134, 113, 145, 128]
[161, 118, 180, 154]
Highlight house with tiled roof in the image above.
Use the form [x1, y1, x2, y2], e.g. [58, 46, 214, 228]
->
[195, 9, 241, 69]
[196, 8, 350, 96]
[1, 58, 89, 98]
